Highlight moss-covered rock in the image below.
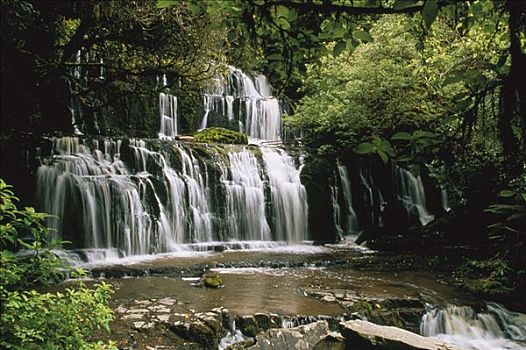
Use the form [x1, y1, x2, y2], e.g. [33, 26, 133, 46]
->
[203, 273, 223, 288]
[194, 127, 248, 145]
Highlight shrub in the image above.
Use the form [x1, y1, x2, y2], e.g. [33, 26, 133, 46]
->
[0, 179, 116, 350]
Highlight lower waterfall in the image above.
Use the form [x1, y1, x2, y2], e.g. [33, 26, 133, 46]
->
[421, 303, 526, 350]
[36, 137, 309, 263]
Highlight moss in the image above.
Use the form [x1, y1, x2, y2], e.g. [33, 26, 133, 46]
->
[194, 127, 248, 145]
[203, 273, 223, 288]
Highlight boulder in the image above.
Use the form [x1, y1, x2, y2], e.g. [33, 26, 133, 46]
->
[203, 273, 223, 288]
[247, 320, 334, 350]
[236, 315, 260, 337]
[188, 321, 217, 349]
[340, 320, 466, 350]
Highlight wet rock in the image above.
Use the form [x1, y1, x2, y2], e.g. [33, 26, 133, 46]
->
[200, 315, 224, 339]
[188, 321, 217, 349]
[236, 315, 260, 337]
[340, 320, 465, 350]
[156, 314, 170, 322]
[133, 321, 155, 330]
[247, 320, 331, 350]
[213, 245, 226, 252]
[225, 337, 256, 350]
[322, 295, 336, 303]
[254, 313, 278, 331]
[169, 321, 190, 338]
[312, 333, 346, 350]
[203, 273, 223, 288]
[121, 313, 145, 321]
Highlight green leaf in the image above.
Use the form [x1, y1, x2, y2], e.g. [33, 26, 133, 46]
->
[422, 0, 439, 29]
[413, 130, 435, 139]
[499, 190, 514, 198]
[187, 2, 201, 15]
[378, 150, 389, 163]
[275, 16, 290, 30]
[354, 142, 375, 154]
[266, 53, 282, 61]
[333, 41, 347, 56]
[156, 0, 177, 9]
[391, 131, 412, 141]
[353, 30, 373, 42]
[393, 0, 417, 10]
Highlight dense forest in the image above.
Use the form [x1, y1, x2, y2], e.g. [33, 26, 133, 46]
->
[1, 0, 525, 349]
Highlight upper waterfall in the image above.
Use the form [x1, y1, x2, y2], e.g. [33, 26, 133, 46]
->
[199, 67, 282, 141]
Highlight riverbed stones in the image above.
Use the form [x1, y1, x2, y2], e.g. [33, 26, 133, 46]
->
[340, 320, 466, 350]
[246, 320, 333, 350]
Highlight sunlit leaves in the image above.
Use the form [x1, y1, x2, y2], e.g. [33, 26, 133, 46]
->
[156, 0, 177, 9]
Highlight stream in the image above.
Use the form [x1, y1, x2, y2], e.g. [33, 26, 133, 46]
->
[54, 242, 526, 350]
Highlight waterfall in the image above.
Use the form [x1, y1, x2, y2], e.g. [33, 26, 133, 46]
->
[200, 67, 282, 141]
[441, 186, 451, 212]
[220, 149, 271, 241]
[35, 137, 309, 262]
[262, 147, 309, 242]
[331, 183, 344, 238]
[394, 165, 434, 226]
[158, 73, 178, 139]
[337, 164, 360, 235]
[421, 303, 526, 350]
[159, 92, 178, 139]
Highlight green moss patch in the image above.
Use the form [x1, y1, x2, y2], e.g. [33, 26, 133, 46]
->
[194, 127, 248, 145]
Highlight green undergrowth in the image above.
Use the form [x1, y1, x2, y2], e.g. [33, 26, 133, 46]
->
[0, 179, 116, 350]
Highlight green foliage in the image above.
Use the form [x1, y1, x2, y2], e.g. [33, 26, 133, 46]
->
[0, 179, 116, 350]
[455, 258, 515, 297]
[0, 180, 64, 289]
[194, 127, 248, 145]
[2, 283, 116, 350]
[286, 16, 441, 154]
[354, 136, 396, 164]
[485, 174, 526, 239]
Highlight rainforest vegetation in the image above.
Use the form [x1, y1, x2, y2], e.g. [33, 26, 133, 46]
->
[1, 0, 525, 349]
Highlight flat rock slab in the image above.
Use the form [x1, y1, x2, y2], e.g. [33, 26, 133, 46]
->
[340, 320, 466, 350]
[247, 320, 336, 350]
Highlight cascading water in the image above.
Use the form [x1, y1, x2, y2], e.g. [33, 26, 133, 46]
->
[421, 303, 526, 350]
[337, 164, 360, 235]
[394, 165, 434, 226]
[262, 147, 308, 242]
[219, 149, 271, 241]
[36, 142, 308, 262]
[158, 74, 178, 139]
[200, 66, 282, 141]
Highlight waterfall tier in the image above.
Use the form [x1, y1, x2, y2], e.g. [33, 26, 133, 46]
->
[199, 67, 282, 141]
[36, 137, 308, 262]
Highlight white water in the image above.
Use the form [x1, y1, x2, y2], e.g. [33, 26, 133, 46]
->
[159, 92, 178, 139]
[36, 137, 309, 263]
[200, 67, 282, 141]
[220, 149, 271, 241]
[394, 165, 434, 226]
[421, 303, 526, 350]
[337, 164, 360, 235]
[262, 147, 308, 242]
